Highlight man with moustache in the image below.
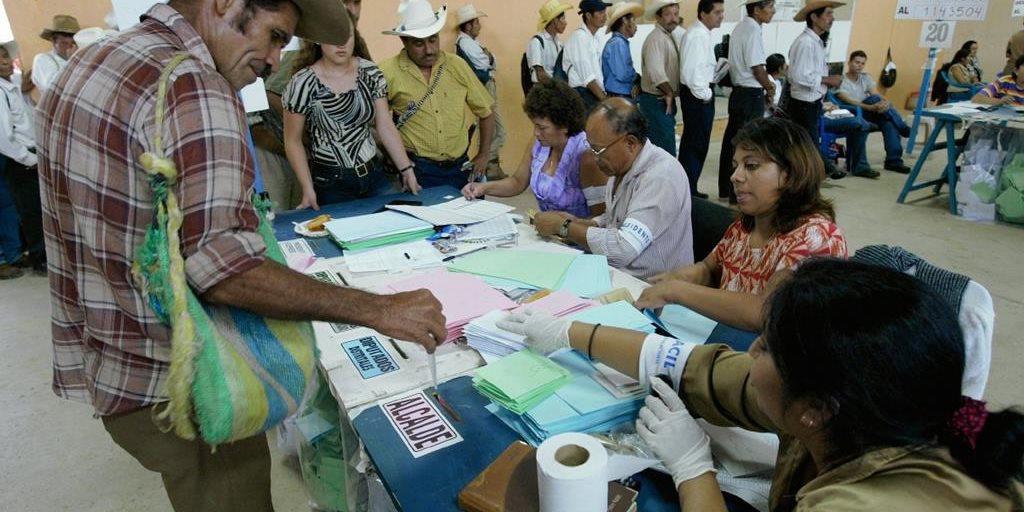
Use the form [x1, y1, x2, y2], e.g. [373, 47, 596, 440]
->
[534, 98, 693, 279]
[35, 1, 446, 509]
[639, 0, 681, 157]
[379, 0, 496, 189]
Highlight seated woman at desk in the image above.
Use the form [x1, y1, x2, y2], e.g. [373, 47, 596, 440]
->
[972, 55, 1024, 107]
[499, 259, 1024, 511]
[461, 79, 607, 218]
[284, 34, 421, 210]
[635, 118, 847, 331]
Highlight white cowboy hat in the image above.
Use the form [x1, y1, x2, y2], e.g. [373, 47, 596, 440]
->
[645, 0, 678, 18]
[456, 4, 487, 25]
[606, 1, 643, 29]
[793, 1, 844, 21]
[292, 0, 352, 45]
[0, 40, 18, 58]
[537, 0, 573, 30]
[383, 0, 448, 39]
[73, 27, 117, 48]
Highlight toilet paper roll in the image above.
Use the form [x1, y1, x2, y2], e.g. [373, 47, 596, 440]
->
[536, 432, 609, 512]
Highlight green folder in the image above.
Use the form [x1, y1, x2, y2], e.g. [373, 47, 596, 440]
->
[448, 249, 576, 289]
[472, 350, 572, 415]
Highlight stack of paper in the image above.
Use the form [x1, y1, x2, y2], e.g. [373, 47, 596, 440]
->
[458, 214, 518, 241]
[448, 249, 576, 289]
[377, 269, 516, 342]
[567, 300, 655, 333]
[324, 211, 435, 251]
[472, 350, 572, 414]
[485, 350, 645, 445]
[386, 197, 514, 226]
[343, 240, 443, 274]
[465, 291, 599, 357]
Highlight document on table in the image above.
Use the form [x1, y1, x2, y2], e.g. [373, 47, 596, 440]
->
[447, 249, 576, 289]
[386, 197, 514, 226]
[278, 238, 316, 272]
[343, 240, 443, 274]
[473, 350, 572, 414]
[555, 254, 613, 298]
[324, 211, 434, 244]
[458, 214, 517, 241]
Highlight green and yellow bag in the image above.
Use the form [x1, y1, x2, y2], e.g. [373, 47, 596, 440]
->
[132, 52, 315, 445]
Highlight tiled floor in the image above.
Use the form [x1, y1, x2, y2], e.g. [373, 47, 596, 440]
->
[3, 130, 1021, 511]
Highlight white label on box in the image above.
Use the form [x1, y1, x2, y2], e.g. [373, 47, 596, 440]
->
[380, 391, 463, 458]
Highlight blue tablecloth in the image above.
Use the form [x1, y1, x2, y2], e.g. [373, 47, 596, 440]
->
[273, 186, 462, 258]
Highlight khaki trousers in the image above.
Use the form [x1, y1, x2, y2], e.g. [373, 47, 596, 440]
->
[102, 406, 274, 512]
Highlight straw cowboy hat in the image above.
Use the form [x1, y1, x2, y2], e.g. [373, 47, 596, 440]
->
[606, 2, 643, 29]
[537, 0, 572, 30]
[645, 0, 678, 18]
[793, 1, 844, 21]
[456, 4, 487, 26]
[73, 27, 117, 49]
[0, 40, 18, 58]
[40, 15, 80, 41]
[383, 0, 448, 39]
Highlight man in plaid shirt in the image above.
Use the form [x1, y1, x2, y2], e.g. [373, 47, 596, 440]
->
[36, 1, 447, 510]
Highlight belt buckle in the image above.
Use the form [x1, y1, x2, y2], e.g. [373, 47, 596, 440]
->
[355, 162, 369, 178]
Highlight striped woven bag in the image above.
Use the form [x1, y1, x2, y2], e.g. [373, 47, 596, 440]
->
[131, 52, 316, 445]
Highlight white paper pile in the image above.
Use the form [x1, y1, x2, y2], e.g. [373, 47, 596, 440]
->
[465, 291, 598, 357]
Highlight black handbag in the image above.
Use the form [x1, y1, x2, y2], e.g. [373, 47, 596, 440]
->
[879, 48, 897, 88]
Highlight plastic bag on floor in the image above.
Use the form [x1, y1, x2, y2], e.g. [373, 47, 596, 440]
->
[297, 370, 348, 512]
[957, 126, 1006, 222]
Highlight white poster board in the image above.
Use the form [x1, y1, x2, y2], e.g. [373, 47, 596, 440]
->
[919, 20, 956, 49]
[1014, 0, 1024, 17]
[895, 0, 988, 21]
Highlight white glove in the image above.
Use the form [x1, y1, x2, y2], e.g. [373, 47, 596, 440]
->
[495, 309, 571, 354]
[636, 378, 716, 487]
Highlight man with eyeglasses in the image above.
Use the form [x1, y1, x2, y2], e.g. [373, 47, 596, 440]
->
[534, 98, 693, 279]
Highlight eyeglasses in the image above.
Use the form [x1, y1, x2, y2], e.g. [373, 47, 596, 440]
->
[588, 134, 626, 159]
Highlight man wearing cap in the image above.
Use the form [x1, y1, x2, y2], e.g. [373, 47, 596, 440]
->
[0, 39, 40, 277]
[528, 0, 571, 86]
[32, 15, 79, 93]
[639, 0, 681, 157]
[678, 0, 724, 199]
[456, 4, 506, 179]
[717, 0, 776, 202]
[786, 2, 859, 179]
[36, 1, 446, 509]
[534, 98, 693, 279]
[602, 3, 642, 99]
[380, 0, 496, 189]
[564, 0, 611, 114]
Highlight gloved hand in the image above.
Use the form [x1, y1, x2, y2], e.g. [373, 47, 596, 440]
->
[495, 309, 572, 354]
[636, 378, 716, 487]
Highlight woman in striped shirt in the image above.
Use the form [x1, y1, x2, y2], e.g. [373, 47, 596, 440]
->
[283, 32, 420, 209]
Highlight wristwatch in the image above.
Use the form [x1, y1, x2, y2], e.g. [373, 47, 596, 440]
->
[558, 218, 572, 238]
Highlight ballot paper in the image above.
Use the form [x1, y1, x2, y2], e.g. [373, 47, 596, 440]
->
[567, 301, 655, 333]
[554, 254, 613, 298]
[465, 291, 599, 358]
[377, 269, 517, 342]
[472, 350, 572, 414]
[324, 211, 435, 250]
[278, 238, 316, 272]
[386, 197, 514, 226]
[484, 350, 645, 445]
[448, 249, 576, 289]
[343, 240, 443, 274]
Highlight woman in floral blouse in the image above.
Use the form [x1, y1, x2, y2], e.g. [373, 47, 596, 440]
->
[636, 117, 846, 331]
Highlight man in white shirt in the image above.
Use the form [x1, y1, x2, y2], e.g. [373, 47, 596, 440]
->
[786, 2, 850, 179]
[456, 4, 506, 179]
[534, 98, 694, 279]
[32, 15, 80, 94]
[678, 0, 724, 199]
[528, 0, 571, 87]
[0, 40, 45, 274]
[639, 0, 681, 158]
[564, 0, 611, 113]
[717, 0, 775, 203]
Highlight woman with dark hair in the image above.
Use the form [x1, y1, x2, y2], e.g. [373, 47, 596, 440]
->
[462, 79, 607, 217]
[973, 55, 1024, 106]
[283, 34, 419, 209]
[498, 258, 1024, 511]
[932, 48, 975, 105]
[634, 117, 846, 330]
[960, 40, 983, 81]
